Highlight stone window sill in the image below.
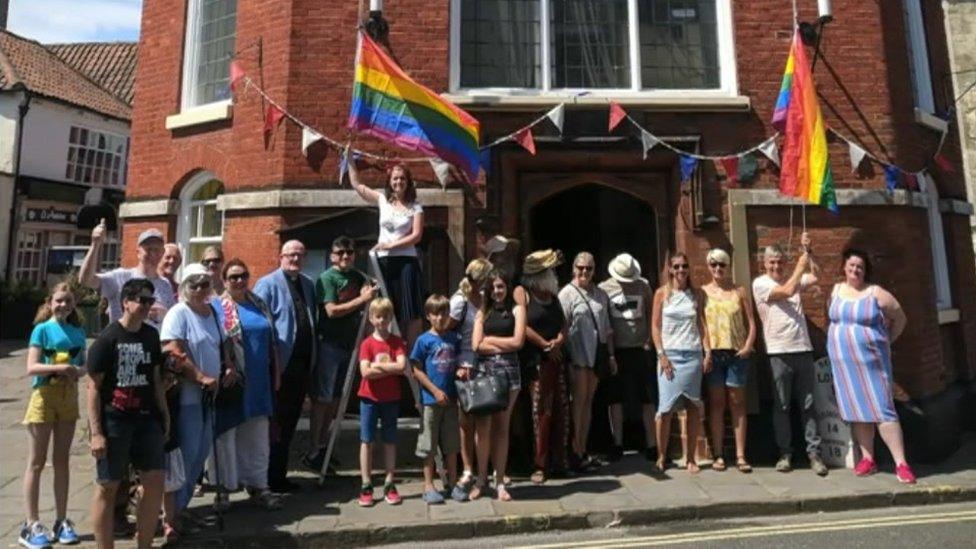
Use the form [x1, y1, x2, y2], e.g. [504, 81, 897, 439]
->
[938, 308, 960, 325]
[442, 92, 751, 112]
[165, 101, 233, 130]
[915, 108, 949, 133]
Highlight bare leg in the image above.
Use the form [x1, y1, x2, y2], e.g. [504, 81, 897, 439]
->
[678, 411, 689, 464]
[580, 371, 597, 456]
[707, 386, 726, 460]
[492, 391, 519, 494]
[383, 443, 396, 484]
[686, 406, 702, 473]
[444, 452, 458, 487]
[92, 481, 118, 549]
[472, 415, 492, 498]
[23, 423, 53, 523]
[728, 388, 748, 462]
[458, 409, 475, 478]
[163, 491, 177, 526]
[135, 471, 164, 549]
[359, 442, 372, 484]
[422, 456, 436, 491]
[52, 421, 75, 521]
[852, 423, 876, 461]
[878, 421, 908, 464]
[642, 404, 657, 449]
[609, 404, 624, 446]
[655, 412, 672, 469]
[570, 367, 589, 456]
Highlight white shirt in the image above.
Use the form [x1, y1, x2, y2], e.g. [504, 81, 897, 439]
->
[752, 274, 814, 354]
[96, 267, 177, 328]
[160, 302, 224, 406]
[376, 194, 422, 258]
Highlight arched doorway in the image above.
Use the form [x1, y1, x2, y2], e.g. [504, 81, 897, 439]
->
[529, 183, 659, 287]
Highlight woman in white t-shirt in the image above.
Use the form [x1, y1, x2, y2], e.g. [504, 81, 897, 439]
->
[350, 160, 426, 346]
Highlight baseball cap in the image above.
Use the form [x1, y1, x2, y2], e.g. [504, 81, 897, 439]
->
[137, 228, 165, 246]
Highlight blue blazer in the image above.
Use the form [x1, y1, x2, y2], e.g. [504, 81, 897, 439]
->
[253, 268, 317, 368]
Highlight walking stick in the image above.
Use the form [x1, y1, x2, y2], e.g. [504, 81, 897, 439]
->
[205, 390, 225, 532]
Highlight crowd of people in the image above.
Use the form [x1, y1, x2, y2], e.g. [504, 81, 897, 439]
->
[17, 164, 916, 549]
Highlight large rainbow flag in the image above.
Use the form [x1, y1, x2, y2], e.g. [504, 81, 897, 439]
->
[348, 32, 481, 181]
[772, 29, 837, 213]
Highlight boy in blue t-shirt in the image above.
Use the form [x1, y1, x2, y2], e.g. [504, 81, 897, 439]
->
[409, 294, 462, 504]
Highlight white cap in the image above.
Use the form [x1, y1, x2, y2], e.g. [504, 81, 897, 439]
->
[181, 263, 209, 281]
[137, 228, 164, 246]
[608, 253, 641, 283]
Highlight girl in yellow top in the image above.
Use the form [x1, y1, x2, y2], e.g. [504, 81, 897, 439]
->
[21, 282, 87, 547]
[702, 249, 756, 473]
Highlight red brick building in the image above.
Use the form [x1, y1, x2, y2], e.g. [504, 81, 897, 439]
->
[123, 1, 975, 456]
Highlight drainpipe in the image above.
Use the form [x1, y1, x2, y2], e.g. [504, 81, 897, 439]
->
[4, 90, 32, 280]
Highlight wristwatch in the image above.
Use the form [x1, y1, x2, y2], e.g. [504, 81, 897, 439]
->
[656, 349, 664, 358]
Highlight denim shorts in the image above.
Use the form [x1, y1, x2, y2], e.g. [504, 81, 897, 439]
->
[313, 340, 353, 402]
[359, 398, 399, 444]
[96, 413, 166, 483]
[476, 353, 521, 392]
[706, 350, 749, 388]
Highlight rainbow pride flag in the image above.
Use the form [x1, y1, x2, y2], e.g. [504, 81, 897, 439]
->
[348, 32, 481, 180]
[772, 30, 837, 213]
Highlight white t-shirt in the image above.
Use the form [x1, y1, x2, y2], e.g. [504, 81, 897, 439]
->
[160, 302, 223, 406]
[752, 274, 814, 354]
[558, 283, 612, 367]
[449, 292, 477, 368]
[96, 267, 177, 328]
[376, 194, 423, 258]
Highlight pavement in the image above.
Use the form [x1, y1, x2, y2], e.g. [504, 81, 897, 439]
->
[2, 338, 976, 548]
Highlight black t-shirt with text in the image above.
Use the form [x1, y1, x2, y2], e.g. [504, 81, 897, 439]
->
[87, 321, 162, 418]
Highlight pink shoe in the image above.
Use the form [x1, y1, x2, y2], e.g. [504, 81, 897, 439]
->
[853, 457, 877, 477]
[895, 463, 917, 484]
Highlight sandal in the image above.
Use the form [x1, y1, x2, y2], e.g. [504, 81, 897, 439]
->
[712, 457, 727, 471]
[686, 461, 701, 474]
[651, 460, 668, 474]
[530, 470, 546, 485]
[496, 483, 512, 502]
[469, 483, 485, 501]
[736, 458, 753, 473]
[255, 489, 283, 511]
[162, 522, 180, 544]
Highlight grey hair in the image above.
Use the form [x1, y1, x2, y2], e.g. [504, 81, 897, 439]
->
[522, 269, 559, 295]
[573, 251, 594, 266]
[179, 273, 211, 302]
[763, 245, 785, 260]
[706, 248, 731, 265]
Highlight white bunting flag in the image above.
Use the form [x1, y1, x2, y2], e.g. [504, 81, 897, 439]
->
[546, 103, 565, 134]
[429, 158, 453, 188]
[848, 141, 868, 173]
[641, 129, 660, 159]
[301, 127, 325, 157]
[758, 138, 780, 167]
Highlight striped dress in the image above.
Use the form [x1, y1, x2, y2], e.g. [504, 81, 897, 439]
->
[826, 285, 898, 423]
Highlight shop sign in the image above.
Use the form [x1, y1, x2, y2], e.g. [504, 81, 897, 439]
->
[26, 207, 78, 225]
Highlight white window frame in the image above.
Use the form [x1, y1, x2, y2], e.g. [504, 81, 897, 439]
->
[14, 230, 45, 284]
[920, 174, 952, 310]
[65, 126, 128, 188]
[903, 0, 935, 114]
[177, 172, 225, 269]
[179, 0, 236, 113]
[449, 0, 738, 99]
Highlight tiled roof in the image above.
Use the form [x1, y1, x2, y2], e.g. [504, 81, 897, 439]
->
[0, 30, 131, 120]
[47, 42, 138, 105]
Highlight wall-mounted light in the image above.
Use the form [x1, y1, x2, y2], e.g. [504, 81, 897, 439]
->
[817, 0, 834, 24]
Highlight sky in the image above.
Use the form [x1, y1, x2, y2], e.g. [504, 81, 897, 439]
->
[7, 0, 142, 44]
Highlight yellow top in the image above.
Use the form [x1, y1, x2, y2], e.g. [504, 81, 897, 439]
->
[705, 292, 747, 350]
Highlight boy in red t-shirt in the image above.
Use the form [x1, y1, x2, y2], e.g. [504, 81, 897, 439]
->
[357, 298, 407, 507]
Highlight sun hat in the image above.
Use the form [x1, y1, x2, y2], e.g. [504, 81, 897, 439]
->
[522, 249, 563, 275]
[608, 253, 642, 283]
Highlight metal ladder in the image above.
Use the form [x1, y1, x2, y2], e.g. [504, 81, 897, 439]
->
[318, 250, 421, 484]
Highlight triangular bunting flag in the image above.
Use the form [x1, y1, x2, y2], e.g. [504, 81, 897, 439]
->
[758, 138, 780, 167]
[429, 159, 454, 189]
[680, 154, 698, 183]
[738, 154, 759, 183]
[301, 127, 325, 157]
[883, 165, 900, 192]
[904, 172, 919, 191]
[478, 149, 492, 179]
[264, 104, 285, 135]
[934, 153, 955, 173]
[718, 157, 740, 187]
[338, 148, 350, 184]
[514, 127, 536, 155]
[641, 129, 660, 159]
[608, 101, 627, 132]
[848, 141, 868, 173]
[546, 104, 565, 134]
[229, 60, 245, 93]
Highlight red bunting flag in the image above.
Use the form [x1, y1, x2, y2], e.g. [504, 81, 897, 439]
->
[264, 104, 285, 135]
[608, 101, 627, 132]
[513, 127, 536, 155]
[934, 153, 955, 174]
[718, 157, 740, 187]
[904, 172, 919, 191]
[229, 60, 245, 92]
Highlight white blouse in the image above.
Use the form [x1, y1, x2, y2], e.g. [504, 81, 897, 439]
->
[376, 194, 423, 258]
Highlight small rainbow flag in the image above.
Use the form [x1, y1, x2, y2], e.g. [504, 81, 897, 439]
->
[772, 30, 837, 213]
[348, 32, 481, 180]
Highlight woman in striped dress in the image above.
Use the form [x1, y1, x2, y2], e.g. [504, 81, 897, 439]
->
[826, 248, 915, 484]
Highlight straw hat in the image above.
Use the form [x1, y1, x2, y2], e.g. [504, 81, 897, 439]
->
[522, 249, 563, 275]
[608, 253, 641, 283]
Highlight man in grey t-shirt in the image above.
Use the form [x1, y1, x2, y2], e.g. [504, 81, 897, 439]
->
[79, 220, 176, 329]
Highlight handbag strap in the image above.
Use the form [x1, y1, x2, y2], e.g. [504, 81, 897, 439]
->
[571, 284, 602, 337]
[208, 304, 231, 375]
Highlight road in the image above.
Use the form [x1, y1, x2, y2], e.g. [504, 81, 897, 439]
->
[375, 502, 976, 548]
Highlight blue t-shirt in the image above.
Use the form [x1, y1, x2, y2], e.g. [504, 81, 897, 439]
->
[409, 330, 461, 405]
[28, 318, 87, 388]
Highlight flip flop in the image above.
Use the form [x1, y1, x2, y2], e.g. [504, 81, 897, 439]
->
[712, 457, 727, 471]
[687, 462, 701, 474]
[736, 459, 753, 473]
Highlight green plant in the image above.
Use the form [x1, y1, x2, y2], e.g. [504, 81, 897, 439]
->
[0, 278, 46, 305]
[63, 270, 101, 306]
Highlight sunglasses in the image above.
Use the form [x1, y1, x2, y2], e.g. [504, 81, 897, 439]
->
[188, 280, 211, 291]
[133, 295, 155, 306]
[332, 249, 355, 257]
[671, 264, 690, 271]
[709, 262, 727, 268]
[226, 273, 250, 282]
[201, 258, 222, 267]
[575, 265, 594, 272]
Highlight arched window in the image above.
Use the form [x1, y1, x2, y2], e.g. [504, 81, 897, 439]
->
[178, 173, 224, 264]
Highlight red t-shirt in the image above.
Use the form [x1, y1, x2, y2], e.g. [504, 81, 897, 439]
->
[357, 334, 405, 403]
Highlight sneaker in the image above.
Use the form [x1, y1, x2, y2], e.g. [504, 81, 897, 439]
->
[608, 445, 624, 462]
[451, 483, 470, 502]
[53, 518, 80, 545]
[302, 449, 325, 471]
[383, 483, 402, 505]
[775, 454, 793, 473]
[18, 521, 51, 549]
[422, 489, 445, 505]
[895, 463, 917, 484]
[358, 484, 375, 507]
[853, 457, 878, 477]
[809, 455, 829, 477]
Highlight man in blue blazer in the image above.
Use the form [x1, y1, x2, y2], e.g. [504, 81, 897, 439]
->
[254, 239, 318, 492]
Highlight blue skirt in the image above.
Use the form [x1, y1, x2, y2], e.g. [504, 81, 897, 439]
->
[378, 256, 426, 323]
[657, 349, 704, 416]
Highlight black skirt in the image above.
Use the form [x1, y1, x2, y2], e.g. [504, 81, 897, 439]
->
[377, 255, 426, 323]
